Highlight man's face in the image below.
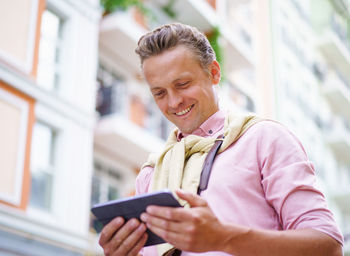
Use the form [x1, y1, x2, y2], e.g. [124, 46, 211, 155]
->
[142, 45, 220, 134]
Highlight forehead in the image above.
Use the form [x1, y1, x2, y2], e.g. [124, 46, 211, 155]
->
[142, 46, 203, 84]
[144, 45, 196, 67]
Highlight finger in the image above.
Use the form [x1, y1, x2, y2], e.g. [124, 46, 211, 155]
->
[108, 218, 141, 252]
[175, 189, 207, 207]
[146, 221, 172, 242]
[144, 205, 192, 222]
[146, 222, 184, 245]
[99, 217, 124, 246]
[141, 211, 179, 232]
[126, 232, 148, 256]
[117, 222, 147, 255]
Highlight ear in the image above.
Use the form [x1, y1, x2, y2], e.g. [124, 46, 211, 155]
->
[210, 60, 221, 85]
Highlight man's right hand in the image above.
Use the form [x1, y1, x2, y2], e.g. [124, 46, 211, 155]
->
[99, 217, 148, 256]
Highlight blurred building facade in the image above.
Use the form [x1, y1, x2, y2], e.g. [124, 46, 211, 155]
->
[0, 0, 349, 255]
[260, 0, 350, 253]
[0, 0, 100, 255]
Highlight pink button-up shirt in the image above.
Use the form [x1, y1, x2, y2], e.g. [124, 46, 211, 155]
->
[136, 111, 344, 255]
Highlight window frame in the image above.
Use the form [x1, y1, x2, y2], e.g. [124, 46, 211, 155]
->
[36, 7, 66, 92]
[29, 120, 58, 212]
[90, 159, 124, 233]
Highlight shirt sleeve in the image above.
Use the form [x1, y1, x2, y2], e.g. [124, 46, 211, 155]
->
[135, 166, 157, 256]
[135, 166, 154, 195]
[258, 121, 344, 245]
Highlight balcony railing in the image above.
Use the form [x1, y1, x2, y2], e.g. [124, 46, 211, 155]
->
[322, 70, 350, 119]
[99, 9, 148, 74]
[326, 116, 350, 165]
[318, 14, 350, 83]
[330, 14, 350, 53]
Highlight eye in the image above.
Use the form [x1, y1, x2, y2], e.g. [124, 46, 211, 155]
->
[177, 81, 190, 88]
[153, 90, 166, 98]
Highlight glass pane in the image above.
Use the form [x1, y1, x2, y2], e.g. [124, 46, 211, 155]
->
[37, 9, 62, 91]
[37, 63, 56, 91]
[38, 39, 57, 64]
[92, 218, 104, 234]
[91, 175, 101, 206]
[90, 174, 103, 234]
[31, 123, 54, 172]
[41, 10, 61, 40]
[30, 171, 53, 210]
[108, 186, 119, 201]
[96, 65, 126, 116]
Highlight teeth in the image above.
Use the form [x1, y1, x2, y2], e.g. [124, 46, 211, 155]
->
[175, 106, 192, 116]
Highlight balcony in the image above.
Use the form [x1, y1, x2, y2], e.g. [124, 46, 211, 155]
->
[149, 0, 217, 31]
[322, 71, 350, 120]
[318, 19, 350, 82]
[94, 114, 164, 167]
[326, 117, 350, 166]
[149, 0, 252, 70]
[227, 0, 251, 6]
[227, 69, 256, 104]
[220, 25, 254, 71]
[99, 9, 148, 74]
[332, 189, 350, 214]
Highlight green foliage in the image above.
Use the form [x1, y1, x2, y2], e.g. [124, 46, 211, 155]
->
[207, 26, 224, 80]
[102, 0, 154, 17]
[208, 26, 222, 64]
[101, 0, 156, 24]
[328, 0, 350, 39]
[101, 0, 139, 13]
[329, 0, 349, 19]
[161, 0, 177, 19]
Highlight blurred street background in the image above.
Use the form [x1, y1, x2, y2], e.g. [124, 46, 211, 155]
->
[0, 0, 349, 255]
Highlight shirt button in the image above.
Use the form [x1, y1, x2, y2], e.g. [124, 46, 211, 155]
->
[209, 130, 213, 134]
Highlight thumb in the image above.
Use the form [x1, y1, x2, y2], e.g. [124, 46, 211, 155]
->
[175, 189, 207, 208]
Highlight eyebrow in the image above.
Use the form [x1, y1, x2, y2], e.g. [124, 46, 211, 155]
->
[150, 87, 163, 92]
[171, 73, 192, 84]
[149, 73, 193, 92]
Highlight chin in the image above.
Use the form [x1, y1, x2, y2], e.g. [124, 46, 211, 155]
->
[174, 118, 201, 134]
[178, 125, 196, 134]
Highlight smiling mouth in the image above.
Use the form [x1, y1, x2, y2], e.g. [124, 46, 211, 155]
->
[175, 105, 194, 116]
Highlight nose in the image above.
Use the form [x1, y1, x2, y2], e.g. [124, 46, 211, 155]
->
[168, 91, 183, 109]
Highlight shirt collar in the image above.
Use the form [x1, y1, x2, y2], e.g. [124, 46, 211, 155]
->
[177, 110, 225, 141]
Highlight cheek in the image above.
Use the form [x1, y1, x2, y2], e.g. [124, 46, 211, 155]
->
[155, 99, 168, 114]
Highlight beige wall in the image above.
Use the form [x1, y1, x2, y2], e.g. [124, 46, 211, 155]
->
[0, 99, 22, 197]
[0, 88, 28, 205]
[0, 0, 38, 72]
[0, 83, 35, 210]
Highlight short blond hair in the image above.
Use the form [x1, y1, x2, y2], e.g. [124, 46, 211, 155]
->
[135, 23, 216, 71]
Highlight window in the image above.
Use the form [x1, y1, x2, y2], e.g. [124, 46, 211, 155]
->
[90, 160, 123, 233]
[36, 9, 64, 91]
[145, 99, 172, 140]
[29, 122, 57, 211]
[96, 64, 127, 116]
[289, 0, 310, 23]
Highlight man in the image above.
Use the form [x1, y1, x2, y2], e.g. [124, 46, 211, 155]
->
[99, 23, 343, 256]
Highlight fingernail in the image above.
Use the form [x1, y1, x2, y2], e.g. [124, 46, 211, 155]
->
[140, 213, 147, 221]
[131, 218, 139, 227]
[115, 217, 123, 225]
[146, 206, 155, 213]
[176, 189, 185, 194]
[138, 223, 146, 232]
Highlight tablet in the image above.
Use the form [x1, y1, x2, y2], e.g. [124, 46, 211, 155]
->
[91, 189, 182, 246]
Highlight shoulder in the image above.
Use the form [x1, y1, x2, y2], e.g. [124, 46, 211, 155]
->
[245, 120, 296, 138]
[246, 120, 305, 147]
[241, 120, 309, 161]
